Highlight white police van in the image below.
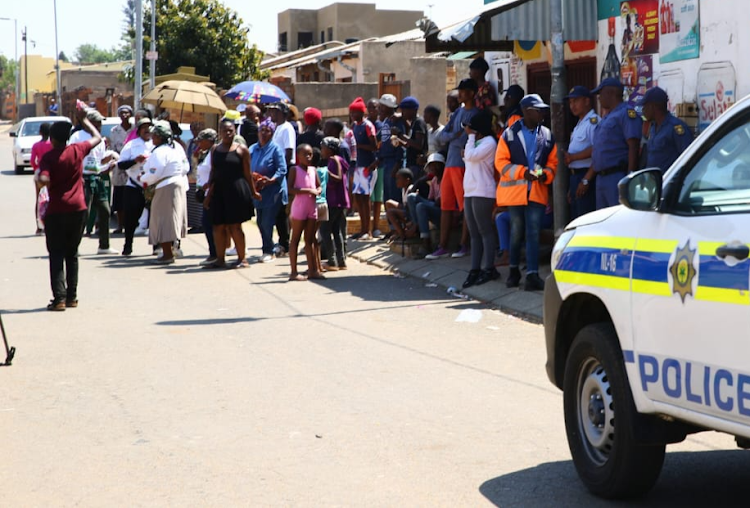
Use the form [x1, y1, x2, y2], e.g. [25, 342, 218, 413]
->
[544, 94, 750, 498]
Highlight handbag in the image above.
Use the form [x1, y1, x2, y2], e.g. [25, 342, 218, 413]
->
[144, 177, 169, 202]
[195, 187, 205, 203]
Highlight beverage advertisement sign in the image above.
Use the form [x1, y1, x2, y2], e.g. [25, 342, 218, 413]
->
[659, 0, 700, 63]
[620, 1, 659, 57]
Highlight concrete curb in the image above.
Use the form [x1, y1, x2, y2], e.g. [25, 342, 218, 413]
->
[346, 239, 544, 324]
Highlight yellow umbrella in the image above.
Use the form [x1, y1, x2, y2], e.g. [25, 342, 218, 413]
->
[141, 80, 227, 117]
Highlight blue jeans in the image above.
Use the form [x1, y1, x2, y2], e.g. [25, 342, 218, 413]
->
[256, 200, 283, 255]
[407, 193, 440, 238]
[509, 202, 546, 273]
[569, 170, 596, 220]
[202, 207, 216, 258]
[495, 211, 510, 251]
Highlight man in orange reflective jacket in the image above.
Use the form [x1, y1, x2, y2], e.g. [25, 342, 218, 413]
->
[495, 94, 558, 291]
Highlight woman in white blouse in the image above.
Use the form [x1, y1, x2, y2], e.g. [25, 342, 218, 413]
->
[139, 120, 188, 265]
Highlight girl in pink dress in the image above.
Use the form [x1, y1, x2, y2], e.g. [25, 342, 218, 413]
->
[288, 144, 323, 281]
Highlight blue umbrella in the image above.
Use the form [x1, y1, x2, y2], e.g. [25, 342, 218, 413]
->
[224, 81, 291, 104]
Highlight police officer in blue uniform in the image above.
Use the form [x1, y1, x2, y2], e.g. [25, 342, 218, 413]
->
[565, 86, 599, 220]
[642, 86, 694, 172]
[578, 78, 643, 209]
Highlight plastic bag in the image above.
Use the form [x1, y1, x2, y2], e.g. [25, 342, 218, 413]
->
[37, 186, 50, 223]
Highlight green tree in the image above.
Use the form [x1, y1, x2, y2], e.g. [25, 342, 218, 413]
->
[58, 51, 69, 63]
[0, 55, 17, 91]
[142, 0, 268, 89]
[74, 43, 120, 64]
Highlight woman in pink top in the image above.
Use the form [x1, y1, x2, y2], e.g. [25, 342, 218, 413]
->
[31, 122, 53, 234]
[123, 109, 152, 144]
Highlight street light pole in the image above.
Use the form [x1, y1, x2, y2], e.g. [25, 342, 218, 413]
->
[1, 17, 19, 118]
[22, 26, 28, 104]
[149, 0, 156, 90]
[550, 0, 569, 236]
[135, 0, 143, 111]
[54, 0, 62, 114]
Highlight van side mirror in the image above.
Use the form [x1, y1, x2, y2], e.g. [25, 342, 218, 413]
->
[9, 131, 16, 137]
[618, 168, 663, 211]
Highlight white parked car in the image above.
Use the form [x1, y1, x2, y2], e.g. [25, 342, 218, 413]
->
[10, 116, 72, 174]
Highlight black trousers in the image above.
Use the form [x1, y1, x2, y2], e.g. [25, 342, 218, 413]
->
[275, 204, 290, 251]
[122, 186, 146, 251]
[321, 207, 346, 266]
[45, 211, 86, 303]
[84, 176, 111, 249]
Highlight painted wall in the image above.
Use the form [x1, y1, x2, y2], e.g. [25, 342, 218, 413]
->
[596, 0, 749, 130]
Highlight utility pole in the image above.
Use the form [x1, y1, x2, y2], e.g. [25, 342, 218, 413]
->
[22, 26, 28, 104]
[54, 0, 62, 113]
[135, 0, 143, 111]
[550, 0, 569, 236]
[149, 0, 156, 90]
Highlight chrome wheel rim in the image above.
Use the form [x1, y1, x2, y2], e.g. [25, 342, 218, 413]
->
[576, 357, 615, 466]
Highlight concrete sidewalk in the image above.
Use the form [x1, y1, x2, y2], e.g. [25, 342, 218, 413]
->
[345, 238, 549, 323]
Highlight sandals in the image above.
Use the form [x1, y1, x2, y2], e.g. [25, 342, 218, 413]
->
[233, 260, 250, 269]
[202, 261, 227, 269]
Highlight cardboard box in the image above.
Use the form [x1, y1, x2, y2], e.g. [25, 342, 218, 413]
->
[680, 116, 698, 127]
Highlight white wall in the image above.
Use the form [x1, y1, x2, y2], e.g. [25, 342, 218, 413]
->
[596, 0, 750, 129]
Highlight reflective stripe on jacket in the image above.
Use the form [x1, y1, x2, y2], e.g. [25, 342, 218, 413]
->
[494, 121, 557, 206]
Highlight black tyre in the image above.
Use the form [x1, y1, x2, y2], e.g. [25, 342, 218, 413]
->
[15, 164, 24, 174]
[563, 323, 665, 499]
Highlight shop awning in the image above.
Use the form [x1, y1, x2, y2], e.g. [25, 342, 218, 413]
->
[426, 0, 598, 53]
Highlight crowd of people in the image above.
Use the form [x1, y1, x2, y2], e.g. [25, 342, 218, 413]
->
[34, 55, 696, 310]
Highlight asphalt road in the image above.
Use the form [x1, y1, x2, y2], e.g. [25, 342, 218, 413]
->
[1, 130, 748, 507]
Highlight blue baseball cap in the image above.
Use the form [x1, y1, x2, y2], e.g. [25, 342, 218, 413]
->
[520, 94, 550, 109]
[642, 86, 669, 105]
[399, 96, 420, 110]
[592, 77, 624, 94]
[565, 85, 592, 99]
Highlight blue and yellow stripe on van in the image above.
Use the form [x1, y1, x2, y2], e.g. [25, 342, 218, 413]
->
[554, 235, 750, 305]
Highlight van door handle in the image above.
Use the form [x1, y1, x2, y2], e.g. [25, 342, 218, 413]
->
[716, 244, 750, 260]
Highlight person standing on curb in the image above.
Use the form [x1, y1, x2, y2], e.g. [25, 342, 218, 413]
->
[565, 86, 599, 220]
[495, 94, 557, 291]
[641, 86, 693, 173]
[39, 117, 103, 311]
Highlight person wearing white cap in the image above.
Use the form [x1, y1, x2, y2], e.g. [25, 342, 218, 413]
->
[407, 152, 445, 256]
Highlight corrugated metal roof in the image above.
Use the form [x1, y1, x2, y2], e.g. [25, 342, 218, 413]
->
[447, 51, 478, 60]
[426, 0, 597, 52]
[491, 0, 597, 41]
[261, 42, 345, 69]
[266, 40, 365, 72]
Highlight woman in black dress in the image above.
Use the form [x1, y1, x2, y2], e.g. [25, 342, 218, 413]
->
[203, 119, 260, 268]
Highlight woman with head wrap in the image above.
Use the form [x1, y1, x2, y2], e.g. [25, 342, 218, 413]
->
[250, 117, 287, 263]
[116, 117, 153, 255]
[139, 120, 188, 264]
[193, 128, 219, 265]
[203, 119, 260, 269]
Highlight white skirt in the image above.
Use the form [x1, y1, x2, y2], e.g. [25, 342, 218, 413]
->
[149, 183, 187, 245]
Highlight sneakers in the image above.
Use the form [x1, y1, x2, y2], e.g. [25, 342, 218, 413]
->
[476, 267, 501, 286]
[524, 272, 546, 291]
[97, 247, 119, 255]
[451, 245, 469, 258]
[425, 247, 450, 260]
[199, 257, 218, 266]
[462, 269, 481, 288]
[47, 300, 65, 312]
[260, 253, 275, 263]
[506, 267, 522, 288]
[174, 248, 184, 258]
[273, 245, 287, 257]
[372, 229, 382, 238]
[226, 247, 237, 256]
[154, 256, 175, 265]
[358, 233, 371, 241]
[134, 227, 148, 236]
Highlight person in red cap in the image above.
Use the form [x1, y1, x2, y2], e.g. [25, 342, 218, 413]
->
[348, 97, 378, 240]
[298, 107, 325, 149]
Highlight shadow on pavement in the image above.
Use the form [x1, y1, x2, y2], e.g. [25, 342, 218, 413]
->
[1, 308, 48, 314]
[157, 317, 260, 326]
[309, 274, 456, 303]
[479, 449, 750, 507]
[0, 170, 29, 176]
